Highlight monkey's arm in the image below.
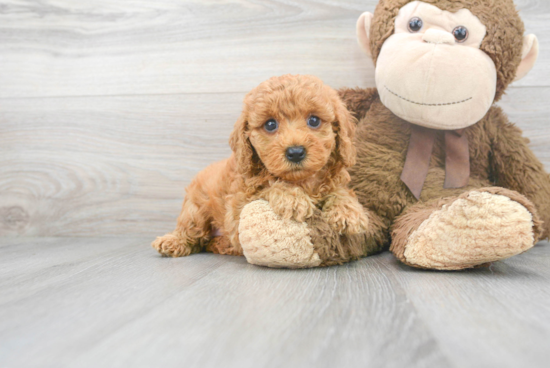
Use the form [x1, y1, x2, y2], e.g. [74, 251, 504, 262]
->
[348, 169, 398, 253]
[338, 88, 379, 123]
[488, 107, 550, 240]
[361, 208, 391, 254]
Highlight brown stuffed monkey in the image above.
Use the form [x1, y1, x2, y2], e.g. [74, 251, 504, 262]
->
[239, 0, 550, 270]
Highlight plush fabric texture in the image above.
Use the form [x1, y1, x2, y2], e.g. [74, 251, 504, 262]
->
[339, 89, 550, 270]
[375, 2, 497, 129]
[307, 200, 386, 266]
[400, 126, 470, 199]
[402, 191, 536, 270]
[239, 200, 385, 268]
[239, 200, 322, 269]
[369, 0, 525, 102]
[515, 34, 539, 81]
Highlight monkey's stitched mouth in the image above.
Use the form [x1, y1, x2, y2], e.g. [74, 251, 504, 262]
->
[385, 86, 473, 106]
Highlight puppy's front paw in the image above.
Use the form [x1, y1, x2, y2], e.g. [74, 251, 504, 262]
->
[152, 233, 194, 257]
[269, 189, 315, 222]
[322, 201, 369, 235]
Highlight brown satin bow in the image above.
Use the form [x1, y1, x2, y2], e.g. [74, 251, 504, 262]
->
[400, 125, 470, 200]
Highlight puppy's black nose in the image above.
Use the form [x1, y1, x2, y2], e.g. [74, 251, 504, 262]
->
[286, 146, 306, 163]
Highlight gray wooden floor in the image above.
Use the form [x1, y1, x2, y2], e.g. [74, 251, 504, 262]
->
[1, 237, 549, 368]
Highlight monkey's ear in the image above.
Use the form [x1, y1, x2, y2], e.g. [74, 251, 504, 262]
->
[514, 34, 539, 82]
[357, 12, 374, 58]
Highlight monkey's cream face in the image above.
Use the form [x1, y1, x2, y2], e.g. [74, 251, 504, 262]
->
[375, 1, 497, 130]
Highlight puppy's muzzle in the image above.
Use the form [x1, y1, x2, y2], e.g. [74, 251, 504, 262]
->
[285, 146, 306, 163]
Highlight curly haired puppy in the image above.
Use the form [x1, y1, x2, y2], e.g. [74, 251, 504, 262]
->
[152, 75, 369, 257]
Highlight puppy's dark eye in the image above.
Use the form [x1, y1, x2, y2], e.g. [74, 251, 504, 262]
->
[452, 26, 469, 43]
[307, 116, 321, 129]
[264, 119, 278, 132]
[408, 17, 423, 33]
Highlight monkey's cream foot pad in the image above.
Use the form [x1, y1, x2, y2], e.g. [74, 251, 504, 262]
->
[404, 191, 536, 270]
[239, 200, 322, 268]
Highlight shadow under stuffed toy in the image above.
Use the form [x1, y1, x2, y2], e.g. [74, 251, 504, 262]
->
[239, 0, 550, 270]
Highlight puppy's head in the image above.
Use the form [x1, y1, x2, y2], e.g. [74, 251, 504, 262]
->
[229, 75, 356, 182]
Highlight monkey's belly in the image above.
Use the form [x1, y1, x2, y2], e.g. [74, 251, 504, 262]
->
[418, 166, 492, 202]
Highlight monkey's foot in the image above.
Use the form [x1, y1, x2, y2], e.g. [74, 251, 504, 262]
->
[239, 200, 321, 269]
[403, 191, 536, 270]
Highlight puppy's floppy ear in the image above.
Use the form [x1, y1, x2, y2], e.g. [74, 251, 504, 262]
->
[229, 109, 258, 177]
[332, 96, 357, 168]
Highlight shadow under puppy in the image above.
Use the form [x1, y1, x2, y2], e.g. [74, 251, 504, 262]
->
[153, 74, 371, 267]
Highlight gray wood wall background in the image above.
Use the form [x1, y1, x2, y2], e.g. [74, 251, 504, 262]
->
[1, 0, 549, 237]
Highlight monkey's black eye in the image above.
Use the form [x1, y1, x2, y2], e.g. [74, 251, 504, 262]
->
[453, 26, 469, 43]
[408, 17, 423, 33]
[264, 119, 279, 132]
[307, 116, 321, 129]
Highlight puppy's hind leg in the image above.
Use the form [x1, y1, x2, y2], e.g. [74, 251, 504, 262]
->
[152, 198, 210, 257]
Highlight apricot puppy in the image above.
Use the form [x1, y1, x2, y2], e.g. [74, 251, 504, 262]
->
[152, 75, 368, 258]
